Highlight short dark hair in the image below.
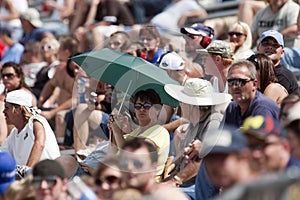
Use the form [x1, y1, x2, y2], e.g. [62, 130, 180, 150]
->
[133, 89, 161, 105]
[122, 137, 158, 164]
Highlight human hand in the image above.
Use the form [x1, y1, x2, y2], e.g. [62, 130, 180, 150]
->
[40, 110, 55, 120]
[184, 139, 202, 162]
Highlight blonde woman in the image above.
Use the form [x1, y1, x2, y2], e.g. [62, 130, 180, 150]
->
[228, 21, 254, 60]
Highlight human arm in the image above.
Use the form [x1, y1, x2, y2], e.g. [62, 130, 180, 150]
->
[0, 0, 19, 21]
[83, 0, 100, 27]
[38, 80, 56, 108]
[40, 98, 72, 120]
[44, 0, 75, 19]
[26, 120, 46, 167]
[178, 9, 207, 27]
[163, 117, 189, 133]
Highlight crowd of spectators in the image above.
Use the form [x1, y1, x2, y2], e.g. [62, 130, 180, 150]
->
[0, 0, 300, 199]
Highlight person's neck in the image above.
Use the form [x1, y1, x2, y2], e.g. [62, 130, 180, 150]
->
[147, 48, 158, 60]
[141, 179, 157, 195]
[15, 118, 27, 132]
[270, 1, 286, 12]
[139, 120, 155, 133]
[46, 57, 58, 65]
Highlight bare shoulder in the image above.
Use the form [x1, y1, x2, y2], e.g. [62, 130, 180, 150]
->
[153, 184, 189, 200]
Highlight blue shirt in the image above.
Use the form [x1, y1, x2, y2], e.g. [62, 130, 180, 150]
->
[2, 43, 24, 64]
[224, 91, 279, 128]
[21, 27, 49, 44]
[147, 48, 162, 64]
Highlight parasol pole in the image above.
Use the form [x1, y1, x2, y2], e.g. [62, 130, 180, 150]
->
[117, 80, 132, 115]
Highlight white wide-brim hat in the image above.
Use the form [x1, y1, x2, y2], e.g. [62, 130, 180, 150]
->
[164, 78, 232, 106]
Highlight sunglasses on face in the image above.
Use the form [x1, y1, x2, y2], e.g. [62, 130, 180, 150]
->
[41, 45, 55, 51]
[227, 78, 254, 87]
[109, 41, 121, 47]
[119, 159, 144, 170]
[260, 41, 281, 49]
[32, 176, 57, 188]
[228, 32, 245, 37]
[1, 73, 16, 79]
[134, 103, 152, 110]
[95, 175, 120, 186]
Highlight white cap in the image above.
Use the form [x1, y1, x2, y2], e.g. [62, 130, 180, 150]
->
[159, 52, 185, 70]
[5, 90, 32, 107]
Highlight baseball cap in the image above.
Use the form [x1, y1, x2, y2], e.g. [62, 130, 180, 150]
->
[181, 23, 214, 38]
[240, 115, 285, 140]
[20, 8, 43, 28]
[158, 52, 185, 70]
[259, 30, 284, 46]
[0, 152, 16, 195]
[197, 40, 233, 59]
[5, 90, 32, 107]
[33, 159, 65, 179]
[199, 127, 247, 157]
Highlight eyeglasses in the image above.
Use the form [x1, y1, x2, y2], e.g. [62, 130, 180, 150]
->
[260, 41, 281, 49]
[95, 175, 120, 186]
[228, 32, 246, 37]
[108, 41, 121, 47]
[140, 37, 154, 42]
[119, 159, 144, 170]
[134, 103, 152, 110]
[1, 73, 16, 79]
[32, 176, 58, 188]
[227, 78, 254, 87]
[41, 45, 55, 51]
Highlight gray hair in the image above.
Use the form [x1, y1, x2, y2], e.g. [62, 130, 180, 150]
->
[228, 59, 257, 79]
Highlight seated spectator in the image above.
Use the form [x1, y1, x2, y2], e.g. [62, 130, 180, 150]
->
[285, 118, 300, 161]
[19, 8, 54, 45]
[4, 175, 35, 200]
[42, 0, 75, 36]
[224, 60, 279, 128]
[237, 0, 267, 27]
[0, 26, 24, 65]
[0, 90, 61, 168]
[111, 89, 170, 181]
[228, 21, 254, 60]
[247, 53, 288, 105]
[74, 0, 134, 51]
[32, 159, 68, 200]
[119, 137, 189, 199]
[150, 0, 207, 35]
[278, 94, 300, 126]
[138, 25, 162, 64]
[93, 157, 122, 200]
[31, 37, 60, 101]
[256, 30, 300, 95]
[0, 62, 36, 145]
[163, 78, 231, 199]
[21, 42, 47, 88]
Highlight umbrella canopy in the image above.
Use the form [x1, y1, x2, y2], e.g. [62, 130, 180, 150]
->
[72, 48, 179, 107]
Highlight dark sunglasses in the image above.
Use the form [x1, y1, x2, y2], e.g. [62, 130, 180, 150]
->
[228, 32, 245, 37]
[227, 78, 254, 87]
[134, 103, 152, 110]
[109, 41, 121, 47]
[32, 176, 57, 188]
[41, 45, 55, 51]
[1, 73, 16, 79]
[119, 159, 144, 170]
[95, 175, 120, 186]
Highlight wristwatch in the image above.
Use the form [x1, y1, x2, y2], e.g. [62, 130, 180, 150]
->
[173, 175, 183, 186]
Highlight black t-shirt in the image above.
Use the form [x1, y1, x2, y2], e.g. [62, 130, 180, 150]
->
[274, 64, 300, 95]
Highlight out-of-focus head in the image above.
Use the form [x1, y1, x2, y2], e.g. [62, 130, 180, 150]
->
[0, 152, 16, 195]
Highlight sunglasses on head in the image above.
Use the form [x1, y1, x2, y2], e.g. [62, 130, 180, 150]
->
[119, 159, 144, 170]
[228, 32, 245, 37]
[227, 78, 254, 87]
[134, 103, 152, 110]
[32, 176, 57, 188]
[95, 175, 120, 186]
[41, 45, 55, 51]
[1, 73, 16, 79]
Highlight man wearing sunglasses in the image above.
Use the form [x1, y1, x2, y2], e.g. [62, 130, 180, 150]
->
[119, 138, 188, 200]
[32, 159, 68, 200]
[223, 60, 279, 129]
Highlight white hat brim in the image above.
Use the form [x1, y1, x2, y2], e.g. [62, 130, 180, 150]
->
[164, 84, 232, 106]
[181, 27, 208, 36]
